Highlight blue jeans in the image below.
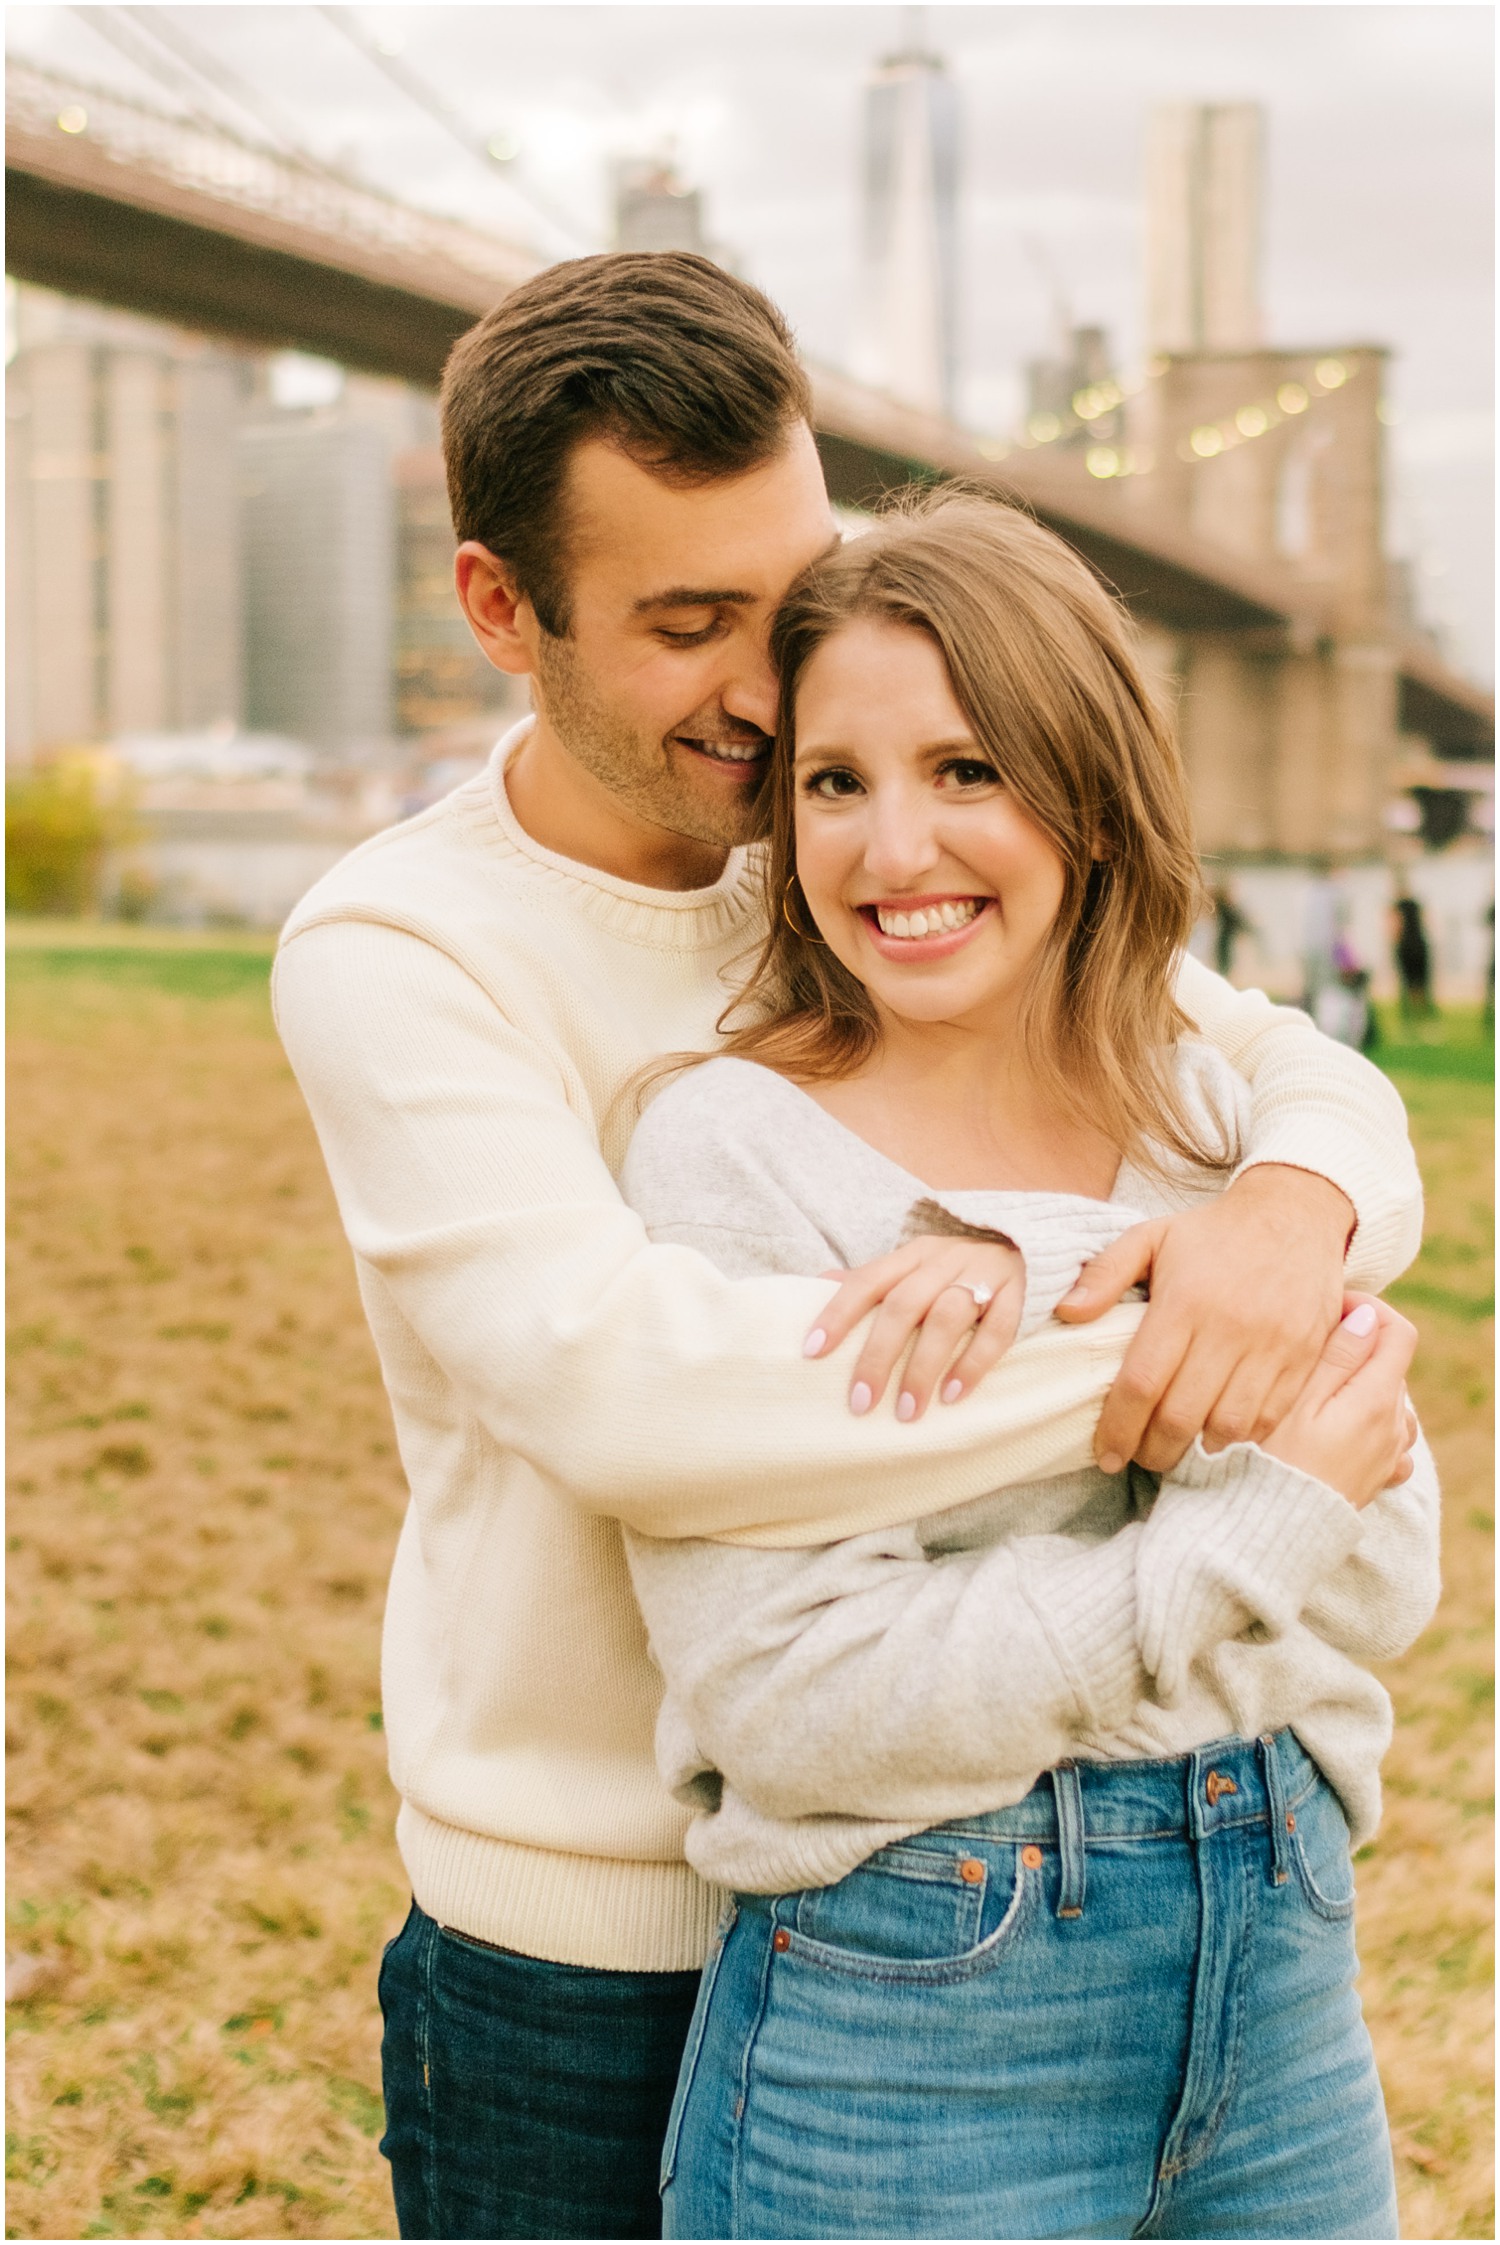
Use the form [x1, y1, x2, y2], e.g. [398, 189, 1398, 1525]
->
[379, 1901, 701, 2239]
[662, 1734, 1398, 2240]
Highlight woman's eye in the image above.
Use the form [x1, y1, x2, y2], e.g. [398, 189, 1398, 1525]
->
[940, 758, 1002, 789]
[803, 767, 864, 800]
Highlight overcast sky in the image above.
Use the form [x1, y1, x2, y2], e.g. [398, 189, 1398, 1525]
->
[10, 2, 1494, 680]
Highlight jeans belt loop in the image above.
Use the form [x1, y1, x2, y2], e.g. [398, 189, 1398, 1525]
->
[1258, 1732, 1291, 1887]
[1049, 1761, 1087, 1919]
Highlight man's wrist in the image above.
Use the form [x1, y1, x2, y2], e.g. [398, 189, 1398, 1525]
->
[1228, 1161, 1356, 1254]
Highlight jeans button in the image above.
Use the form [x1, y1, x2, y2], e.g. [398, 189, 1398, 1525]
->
[772, 1928, 791, 1953]
[959, 1858, 985, 1885]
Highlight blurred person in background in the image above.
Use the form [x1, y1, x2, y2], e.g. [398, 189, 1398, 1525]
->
[1211, 879, 1253, 982]
[1392, 893, 1435, 1023]
[273, 254, 1424, 2242]
[1483, 900, 1493, 1033]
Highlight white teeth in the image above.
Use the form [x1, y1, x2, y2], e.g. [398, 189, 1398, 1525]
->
[697, 739, 762, 762]
[873, 900, 980, 939]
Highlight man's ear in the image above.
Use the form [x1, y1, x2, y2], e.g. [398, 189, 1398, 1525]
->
[455, 542, 537, 677]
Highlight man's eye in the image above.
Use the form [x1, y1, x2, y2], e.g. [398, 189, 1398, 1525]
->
[803, 767, 863, 799]
[658, 623, 722, 648]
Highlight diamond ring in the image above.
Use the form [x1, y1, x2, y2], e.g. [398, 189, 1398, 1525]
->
[944, 1281, 996, 1313]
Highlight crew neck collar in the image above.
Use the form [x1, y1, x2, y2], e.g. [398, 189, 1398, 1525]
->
[478, 718, 763, 944]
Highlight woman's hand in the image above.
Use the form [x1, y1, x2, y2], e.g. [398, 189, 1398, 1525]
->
[1260, 1295, 1419, 1509]
[804, 1235, 1026, 1420]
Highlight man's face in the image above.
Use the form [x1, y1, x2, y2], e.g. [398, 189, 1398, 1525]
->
[530, 423, 838, 850]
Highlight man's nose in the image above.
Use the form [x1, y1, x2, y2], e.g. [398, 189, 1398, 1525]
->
[719, 633, 779, 740]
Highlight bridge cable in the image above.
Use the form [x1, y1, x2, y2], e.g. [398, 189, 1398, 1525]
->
[118, 5, 322, 168]
[67, 5, 297, 158]
[314, 5, 596, 254]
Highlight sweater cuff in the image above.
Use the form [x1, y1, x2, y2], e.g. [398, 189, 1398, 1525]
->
[1141, 1438, 1363, 1701]
[1232, 1121, 1405, 1290]
[903, 1192, 1144, 1340]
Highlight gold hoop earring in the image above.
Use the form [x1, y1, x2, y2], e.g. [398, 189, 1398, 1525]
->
[782, 876, 826, 944]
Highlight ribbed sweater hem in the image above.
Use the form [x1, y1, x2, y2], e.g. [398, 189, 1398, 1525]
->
[397, 1802, 723, 1971]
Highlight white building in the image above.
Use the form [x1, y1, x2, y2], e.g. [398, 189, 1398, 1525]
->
[853, 24, 960, 419]
[6, 284, 243, 758]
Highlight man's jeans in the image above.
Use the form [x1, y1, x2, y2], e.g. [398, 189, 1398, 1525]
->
[662, 1733, 1400, 2241]
[378, 1901, 700, 2240]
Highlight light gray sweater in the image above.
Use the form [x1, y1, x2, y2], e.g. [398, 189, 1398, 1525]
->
[620, 1048, 1441, 1895]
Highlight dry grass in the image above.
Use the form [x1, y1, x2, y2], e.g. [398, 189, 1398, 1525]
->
[7, 942, 405, 2239]
[6, 937, 1493, 2241]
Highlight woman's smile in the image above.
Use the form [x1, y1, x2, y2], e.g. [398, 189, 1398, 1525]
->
[856, 894, 994, 960]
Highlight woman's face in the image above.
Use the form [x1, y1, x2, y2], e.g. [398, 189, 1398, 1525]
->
[791, 617, 1069, 1035]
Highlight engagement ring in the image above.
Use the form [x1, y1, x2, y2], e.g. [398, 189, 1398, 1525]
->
[945, 1281, 996, 1312]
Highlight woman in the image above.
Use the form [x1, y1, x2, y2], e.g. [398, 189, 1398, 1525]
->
[619, 494, 1439, 2241]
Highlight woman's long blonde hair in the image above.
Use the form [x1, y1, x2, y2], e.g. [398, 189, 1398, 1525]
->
[717, 487, 1232, 1173]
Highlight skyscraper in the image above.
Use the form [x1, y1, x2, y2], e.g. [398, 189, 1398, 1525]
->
[239, 409, 395, 757]
[5, 285, 243, 758]
[1145, 104, 1264, 355]
[855, 13, 960, 419]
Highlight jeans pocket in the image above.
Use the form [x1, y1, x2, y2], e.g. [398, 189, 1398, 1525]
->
[787, 1841, 1030, 1982]
[1289, 1776, 1358, 1919]
[659, 1899, 737, 2196]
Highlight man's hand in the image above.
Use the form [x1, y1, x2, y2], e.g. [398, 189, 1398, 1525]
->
[1055, 1165, 1355, 1474]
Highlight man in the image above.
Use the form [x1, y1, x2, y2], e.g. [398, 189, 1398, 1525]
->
[273, 253, 1421, 2240]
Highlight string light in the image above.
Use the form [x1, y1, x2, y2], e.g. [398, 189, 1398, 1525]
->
[977, 355, 1360, 480]
[1178, 361, 1354, 468]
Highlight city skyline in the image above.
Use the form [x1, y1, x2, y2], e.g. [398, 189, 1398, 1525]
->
[7, 4, 1490, 681]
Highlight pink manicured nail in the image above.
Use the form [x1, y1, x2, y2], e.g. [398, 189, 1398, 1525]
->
[1061, 1285, 1089, 1307]
[896, 1392, 916, 1422]
[803, 1328, 827, 1357]
[1342, 1304, 1377, 1337]
[1098, 1451, 1124, 1477]
[941, 1378, 964, 1404]
[849, 1381, 873, 1416]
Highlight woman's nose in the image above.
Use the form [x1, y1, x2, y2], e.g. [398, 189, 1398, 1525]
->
[861, 794, 940, 887]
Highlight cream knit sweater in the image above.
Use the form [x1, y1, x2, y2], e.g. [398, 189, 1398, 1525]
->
[273, 723, 1423, 1970]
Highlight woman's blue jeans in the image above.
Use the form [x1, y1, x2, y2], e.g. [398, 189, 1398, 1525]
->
[661, 1733, 1399, 2241]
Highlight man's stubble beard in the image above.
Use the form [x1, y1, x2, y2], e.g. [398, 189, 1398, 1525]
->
[532, 629, 765, 853]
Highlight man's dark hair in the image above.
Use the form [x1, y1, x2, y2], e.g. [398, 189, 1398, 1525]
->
[440, 252, 814, 636]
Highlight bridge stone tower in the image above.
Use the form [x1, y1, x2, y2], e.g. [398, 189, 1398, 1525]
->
[1110, 102, 1423, 993]
[1127, 340, 1397, 867]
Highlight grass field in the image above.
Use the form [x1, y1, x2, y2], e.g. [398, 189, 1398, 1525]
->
[6, 933, 1494, 2241]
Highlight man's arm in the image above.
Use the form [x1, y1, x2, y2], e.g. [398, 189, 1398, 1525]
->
[273, 917, 1134, 1545]
[1057, 957, 1423, 1473]
[1175, 953, 1422, 1288]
